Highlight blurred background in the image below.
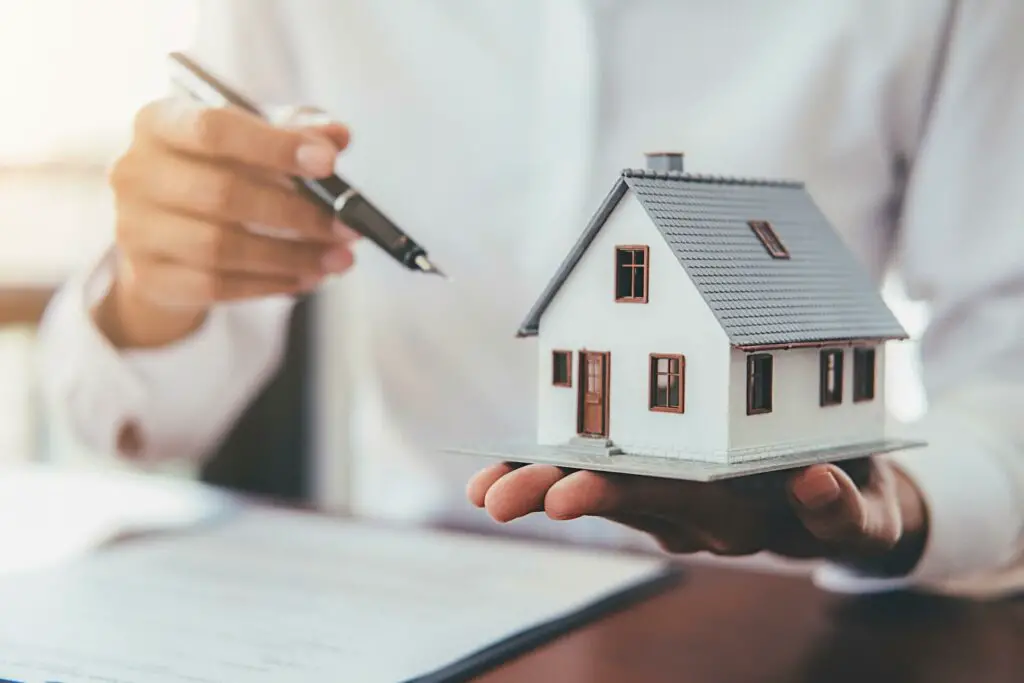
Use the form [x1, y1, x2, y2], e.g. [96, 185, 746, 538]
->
[0, 0, 197, 467]
[0, 0, 927, 471]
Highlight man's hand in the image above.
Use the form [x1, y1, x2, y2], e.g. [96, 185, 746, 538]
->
[96, 98, 358, 349]
[468, 459, 929, 576]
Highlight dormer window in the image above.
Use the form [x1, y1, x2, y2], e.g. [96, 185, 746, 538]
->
[748, 220, 789, 259]
[615, 245, 649, 303]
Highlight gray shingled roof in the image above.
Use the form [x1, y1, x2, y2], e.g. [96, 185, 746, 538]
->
[517, 168, 908, 347]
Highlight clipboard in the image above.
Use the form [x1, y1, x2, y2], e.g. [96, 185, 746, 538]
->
[409, 566, 685, 682]
[0, 506, 685, 683]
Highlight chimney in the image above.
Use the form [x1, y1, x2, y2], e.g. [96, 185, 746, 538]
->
[645, 152, 685, 173]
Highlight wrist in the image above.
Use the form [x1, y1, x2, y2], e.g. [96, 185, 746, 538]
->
[93, 276, 208, 349]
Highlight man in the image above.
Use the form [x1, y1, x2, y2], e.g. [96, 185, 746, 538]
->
[38, 0, 1024, 597]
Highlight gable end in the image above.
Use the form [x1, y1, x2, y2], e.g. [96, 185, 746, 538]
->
[516, 178, 630, 337]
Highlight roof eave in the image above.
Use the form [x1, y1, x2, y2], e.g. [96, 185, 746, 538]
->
[732, 334, 910, 352]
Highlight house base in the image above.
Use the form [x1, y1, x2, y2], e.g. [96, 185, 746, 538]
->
[445, 438, 926, 482]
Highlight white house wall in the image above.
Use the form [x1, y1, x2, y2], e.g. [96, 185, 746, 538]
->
[727, 344, 887, 460]
[536, 192, 731, 461]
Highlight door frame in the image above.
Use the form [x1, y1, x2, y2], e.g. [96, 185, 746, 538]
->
[576, 350, 611, 438]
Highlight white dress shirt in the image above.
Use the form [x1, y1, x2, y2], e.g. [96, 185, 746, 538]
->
[38, 0, 1024, 597]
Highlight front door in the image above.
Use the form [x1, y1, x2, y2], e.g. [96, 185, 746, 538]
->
[577, 351, 609, 437]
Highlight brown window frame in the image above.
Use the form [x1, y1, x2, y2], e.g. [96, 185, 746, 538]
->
[819, 348, 844, 406]
[648, 354, 685, 413]
[552, 350, 572, 387]
[614, 245, 650, 303]
[853, 347, 877, 402]
[747, 353, 773, 415]
[748, 220, 790, 259]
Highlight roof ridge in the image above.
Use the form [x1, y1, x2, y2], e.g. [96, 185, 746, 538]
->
[621, 168, 804, 189]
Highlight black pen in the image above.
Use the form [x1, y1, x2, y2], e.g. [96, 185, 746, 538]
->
[167, 51, 446, 278]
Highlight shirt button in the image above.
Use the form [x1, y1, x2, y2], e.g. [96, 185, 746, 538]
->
[116, 420, 144, 459]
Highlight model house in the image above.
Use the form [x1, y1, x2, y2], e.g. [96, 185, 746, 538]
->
[452, 153, 922, 480]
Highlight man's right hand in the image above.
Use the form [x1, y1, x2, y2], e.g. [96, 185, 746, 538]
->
[94, 98, 356, 348]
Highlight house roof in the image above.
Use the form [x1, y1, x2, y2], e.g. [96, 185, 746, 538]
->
[517, 168, 908, 348]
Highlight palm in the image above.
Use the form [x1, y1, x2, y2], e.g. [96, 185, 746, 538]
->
[467, 458, 927, 575]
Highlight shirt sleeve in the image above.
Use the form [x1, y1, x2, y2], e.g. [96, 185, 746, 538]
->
[38, 248, 294, 464]
[814, 0, 1024, 597]
[37, 0, 306, 465]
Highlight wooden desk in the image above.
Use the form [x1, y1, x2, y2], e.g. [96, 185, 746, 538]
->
[478, 561, 1024, 683]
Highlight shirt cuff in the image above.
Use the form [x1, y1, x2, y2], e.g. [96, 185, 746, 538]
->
[45, 248, 251, 463]
[813, 401, 1024, 597]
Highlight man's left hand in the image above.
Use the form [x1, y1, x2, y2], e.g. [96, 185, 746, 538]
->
[467, 459, 929, 576]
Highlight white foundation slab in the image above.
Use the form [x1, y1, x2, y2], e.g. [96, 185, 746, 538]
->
[446, 438, 926, 482]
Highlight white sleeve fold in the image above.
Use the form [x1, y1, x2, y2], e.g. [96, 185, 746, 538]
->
[38, 248, 293, 465]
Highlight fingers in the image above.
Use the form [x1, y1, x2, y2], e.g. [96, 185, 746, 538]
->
[111, 153, 338, 242]
[290, 121, 351, 152]
[333, 220, 362, 242]
[480, 465, 570, 523]
[471, 465, 704, 524]
[466, 464, 718, 554]
[788, 463, 902, 556]
[469, 459, 910, 566]
[299, 122, 351, 153]
[543, 470, 712, 521]
[466, 463, 517, 508]
[470, 463, 786, 557]
[602, 514, 709, 554]
[135, 98, 346, 177]
[102, 97, 359, 340]
[127, 258, 314, 307]
[117, 204, 352, 280]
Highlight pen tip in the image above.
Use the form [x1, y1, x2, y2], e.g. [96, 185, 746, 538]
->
[414, 255, 449, 280]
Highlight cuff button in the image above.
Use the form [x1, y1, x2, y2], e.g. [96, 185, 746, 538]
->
[117, 419, 144, 459]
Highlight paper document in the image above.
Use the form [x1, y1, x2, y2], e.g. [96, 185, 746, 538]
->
[0, 506, 672, 682]
[0, 464, 231, 576]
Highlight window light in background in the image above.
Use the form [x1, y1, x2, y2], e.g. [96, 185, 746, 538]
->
[882, 275, 928, 423]
[0, 0, 197, 166]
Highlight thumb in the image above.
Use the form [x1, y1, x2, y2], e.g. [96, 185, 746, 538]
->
[788, 463, 902, 557]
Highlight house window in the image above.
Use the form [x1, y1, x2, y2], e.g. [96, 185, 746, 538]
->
[649, 354, 685, 413]
[748, 220, 789, 259]
[552, 350, 572, 387]
[853, 347, 876, 401]
[747, 353, 773, 414]
[819, 348, 844, 406]
[615, 245, 649, 302]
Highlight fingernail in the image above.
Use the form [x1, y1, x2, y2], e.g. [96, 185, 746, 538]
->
[321, 248, 351, 273]
[793, 470, 840, 510]
[296, 141, 337, 176]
